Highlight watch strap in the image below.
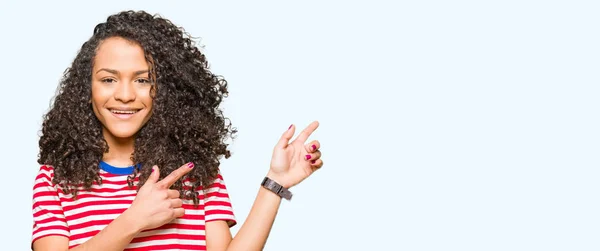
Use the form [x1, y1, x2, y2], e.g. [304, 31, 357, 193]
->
[261, 177, 293, 201]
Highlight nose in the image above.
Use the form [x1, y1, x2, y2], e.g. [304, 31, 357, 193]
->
[114, 81, 136, 103]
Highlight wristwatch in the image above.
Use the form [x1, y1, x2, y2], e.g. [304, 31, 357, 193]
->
[261, 177, 293, 201]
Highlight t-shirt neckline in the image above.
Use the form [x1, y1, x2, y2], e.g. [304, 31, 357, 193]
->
[99, 161, 140, 175]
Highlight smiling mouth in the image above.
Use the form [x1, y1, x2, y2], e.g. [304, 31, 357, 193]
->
[109, 109, 142, 115]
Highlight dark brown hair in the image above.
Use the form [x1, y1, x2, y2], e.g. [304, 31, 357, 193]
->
[38, 10, 236, 204]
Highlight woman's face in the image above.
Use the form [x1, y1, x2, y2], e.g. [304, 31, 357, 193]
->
[91, 36, 154, 142]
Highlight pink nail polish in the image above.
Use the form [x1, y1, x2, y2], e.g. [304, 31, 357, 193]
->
[311, 145, 316, 150]
[311, 160, 316, 164]
[151, 168, 154, 173]
[305, 154, 311, 160]
[288, 124, 293, 130]
[187, 162, 194, 168]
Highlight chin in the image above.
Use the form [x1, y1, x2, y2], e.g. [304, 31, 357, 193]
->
[105, 127, 141, 140]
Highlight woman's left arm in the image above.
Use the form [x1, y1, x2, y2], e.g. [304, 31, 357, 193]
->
[206, 121, 323, 251]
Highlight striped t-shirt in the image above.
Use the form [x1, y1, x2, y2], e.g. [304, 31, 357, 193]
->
[32, 163, 236, 250]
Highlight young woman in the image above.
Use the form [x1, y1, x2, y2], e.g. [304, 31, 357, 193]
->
[32, 10, 323, 251]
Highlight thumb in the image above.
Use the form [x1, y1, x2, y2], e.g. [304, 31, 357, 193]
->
[145, 165, 160, 185]
[276, 124, 295, 149]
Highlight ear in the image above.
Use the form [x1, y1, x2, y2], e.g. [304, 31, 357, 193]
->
[150, 85, 157, 98]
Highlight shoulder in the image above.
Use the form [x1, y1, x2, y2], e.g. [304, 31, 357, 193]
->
[32, 165, 61, 193]
[35, 165, 56, 180]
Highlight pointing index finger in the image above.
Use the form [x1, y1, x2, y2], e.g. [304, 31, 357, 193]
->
[157, 162, 194, 188]
[294, 121, 320, 143]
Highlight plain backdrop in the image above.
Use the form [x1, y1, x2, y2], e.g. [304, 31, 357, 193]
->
[0, 0, 599, 250]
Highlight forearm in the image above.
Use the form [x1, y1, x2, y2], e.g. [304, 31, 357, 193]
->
[226, 186, 282, 251]
[69, 211, 140, 251]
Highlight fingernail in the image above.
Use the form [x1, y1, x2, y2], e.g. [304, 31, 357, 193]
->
[288, 124, 293, 130]
[187, 162, 194, 168]
[311, 160, 316, 164]
[151, 168, 154, 173]
[311, 145, 316, 151]
[305, 154, 312, 160]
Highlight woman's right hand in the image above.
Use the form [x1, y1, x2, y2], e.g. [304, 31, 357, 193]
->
[125, 162, 194, 231]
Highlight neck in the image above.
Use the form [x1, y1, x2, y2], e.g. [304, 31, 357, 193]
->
[102, 127, 136, 167]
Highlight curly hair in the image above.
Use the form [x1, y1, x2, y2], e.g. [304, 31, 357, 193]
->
[37, 10, 236, 204]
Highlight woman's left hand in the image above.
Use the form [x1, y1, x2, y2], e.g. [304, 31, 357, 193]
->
[268, 121, 323, 189]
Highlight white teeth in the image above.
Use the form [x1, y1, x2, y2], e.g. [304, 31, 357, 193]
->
[110, 109, 138, 114]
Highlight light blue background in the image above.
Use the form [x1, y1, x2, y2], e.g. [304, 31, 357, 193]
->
[0, 0, 598, 250]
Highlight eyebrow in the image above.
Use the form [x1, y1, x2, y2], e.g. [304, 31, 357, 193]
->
[95, 68, 149, 76]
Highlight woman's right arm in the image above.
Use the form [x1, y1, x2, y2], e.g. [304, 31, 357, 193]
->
[33, 211, 141, 251]
[32, 164, 194, 251]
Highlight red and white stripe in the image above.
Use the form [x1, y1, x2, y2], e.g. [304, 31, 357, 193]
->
[32, 165, 236, 250]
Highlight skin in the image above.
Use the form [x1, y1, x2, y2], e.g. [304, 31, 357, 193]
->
[90, 37, 154, 166]
[33, 37, 323, 251]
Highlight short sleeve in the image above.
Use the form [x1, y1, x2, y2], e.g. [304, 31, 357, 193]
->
[204, 172, 237, 227]
[31, 165, 70, 244]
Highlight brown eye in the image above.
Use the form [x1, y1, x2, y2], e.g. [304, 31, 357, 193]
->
[137, 78, 151, 84]
[101, 78, 116, 83]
